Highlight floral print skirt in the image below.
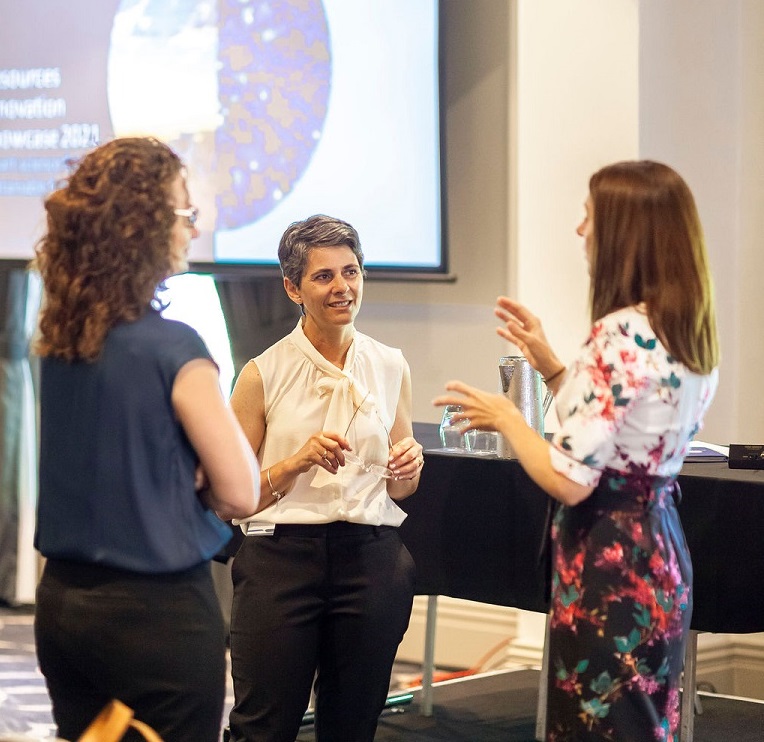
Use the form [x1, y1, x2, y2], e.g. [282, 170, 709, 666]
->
[546, 469, 693, 742]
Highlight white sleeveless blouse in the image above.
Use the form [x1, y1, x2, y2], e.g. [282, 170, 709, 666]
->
[237, 321, 408, 527]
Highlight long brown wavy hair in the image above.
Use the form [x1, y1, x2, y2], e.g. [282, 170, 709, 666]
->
[34, 137, 183, 361]
[588, 160, 719, 374]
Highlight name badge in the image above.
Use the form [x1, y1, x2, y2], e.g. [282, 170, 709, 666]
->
[246, 522, 275, 537]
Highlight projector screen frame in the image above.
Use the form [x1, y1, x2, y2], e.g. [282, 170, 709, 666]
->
[188, 0, 450, 281]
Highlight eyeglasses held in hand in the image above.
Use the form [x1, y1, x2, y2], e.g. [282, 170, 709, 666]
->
[173, 206, 199, 227]
[342, 390, 394, 479]
[343, 451, 393, 479]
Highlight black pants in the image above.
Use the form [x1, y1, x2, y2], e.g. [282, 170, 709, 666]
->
[35, 559, 227, 742]
[228, 522, 415, 742]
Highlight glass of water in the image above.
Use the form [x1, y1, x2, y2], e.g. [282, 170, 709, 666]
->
[465, 429, 502, 456]
[439, 405, 470, 451]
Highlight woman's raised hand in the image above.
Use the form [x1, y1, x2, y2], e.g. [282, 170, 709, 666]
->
[494, 296, 564, 381]
[433, 380, 521, 434]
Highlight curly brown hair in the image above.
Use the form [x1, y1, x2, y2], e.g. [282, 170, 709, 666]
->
[34, 137, 183, 361]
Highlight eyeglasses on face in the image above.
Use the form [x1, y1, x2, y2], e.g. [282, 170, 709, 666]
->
[173, 206, 199, 227]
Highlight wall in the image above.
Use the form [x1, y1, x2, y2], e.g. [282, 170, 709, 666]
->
[364, 0, 764, 446]
[360, 0, 641, 428]
[640, 0, 764, 445]
[385, 0, 764, 699]
[357, 0, 511, 421]
[513, 0, 638, 418]
[638, 0, 764, 697]
[389, 0, 640, 674]
[738, 1, 764, 443]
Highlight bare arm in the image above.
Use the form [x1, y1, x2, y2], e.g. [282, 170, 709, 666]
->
[433, 380, 593, 507]
[386, 361, 423, 501]
[172, 359, 259, 521]
[229, 360, 351, 512]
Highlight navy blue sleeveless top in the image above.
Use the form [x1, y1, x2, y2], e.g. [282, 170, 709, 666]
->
[35, 309, 231, 573]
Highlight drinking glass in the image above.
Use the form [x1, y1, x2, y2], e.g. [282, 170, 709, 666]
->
[465, 429, 501, 456]
[439, 405, 469, 451]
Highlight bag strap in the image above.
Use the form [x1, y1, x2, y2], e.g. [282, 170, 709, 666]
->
[128, 718, 163, 742]
[78, 699, 164, 742]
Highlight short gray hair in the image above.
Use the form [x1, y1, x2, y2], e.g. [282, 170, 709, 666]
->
[277, 214, 365, 286]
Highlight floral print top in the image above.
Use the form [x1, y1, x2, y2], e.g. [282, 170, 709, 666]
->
[549, 305, 719, 488]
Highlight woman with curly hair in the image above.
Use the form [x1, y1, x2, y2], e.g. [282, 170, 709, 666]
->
[32, 137, 259, 741]
[436, 161, 719, 741]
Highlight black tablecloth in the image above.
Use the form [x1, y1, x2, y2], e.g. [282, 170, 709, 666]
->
[400, 424, 764, 634]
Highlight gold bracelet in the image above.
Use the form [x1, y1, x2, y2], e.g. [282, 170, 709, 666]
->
[544, 366, 566, 384]
[266, 468, 285, 502]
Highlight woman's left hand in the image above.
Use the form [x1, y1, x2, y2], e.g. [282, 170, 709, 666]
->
[433, 380, 521, 433]
[388, 436, 424, 480]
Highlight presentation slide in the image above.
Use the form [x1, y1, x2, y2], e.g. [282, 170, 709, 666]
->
[0, 0, 443, 272]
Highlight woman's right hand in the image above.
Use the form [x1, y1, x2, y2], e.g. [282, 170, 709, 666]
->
[288, 431, 352, 476]
[494, 296, 564, 381]
[260, 431, 351, 507]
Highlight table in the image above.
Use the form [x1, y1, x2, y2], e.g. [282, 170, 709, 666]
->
[399, 424, 764, 740]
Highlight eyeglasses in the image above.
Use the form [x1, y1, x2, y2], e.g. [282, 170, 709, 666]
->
[342, 390, 394, 479]
[343, 451, 393, 479]
[173, 206, 199, 227]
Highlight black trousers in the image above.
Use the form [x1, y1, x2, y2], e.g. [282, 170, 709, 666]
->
[228, 522, 415, 742]
[35, 559, 227, 742]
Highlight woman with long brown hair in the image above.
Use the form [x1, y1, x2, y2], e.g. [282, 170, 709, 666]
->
[33, 137, 259, 741]
[436, 161, 719, 741]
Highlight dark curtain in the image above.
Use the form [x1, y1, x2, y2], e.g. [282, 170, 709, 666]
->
[210, 275, 298, 599]
[214, 274, 299, 380]
[0, 265, 38, 606]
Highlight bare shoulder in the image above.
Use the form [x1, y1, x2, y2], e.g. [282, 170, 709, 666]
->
[239, 358, 263, 381]
[230, 360, 265, 414]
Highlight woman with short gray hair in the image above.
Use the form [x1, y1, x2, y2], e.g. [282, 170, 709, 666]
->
[228, 213, 423, 742]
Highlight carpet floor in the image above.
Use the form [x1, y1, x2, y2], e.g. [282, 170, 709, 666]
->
[3, 606, 764, 741]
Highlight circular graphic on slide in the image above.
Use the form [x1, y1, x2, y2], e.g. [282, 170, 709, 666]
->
[107, 0, 331, 232]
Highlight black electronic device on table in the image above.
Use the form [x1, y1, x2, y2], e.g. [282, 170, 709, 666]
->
[728, 444, 764, 470]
